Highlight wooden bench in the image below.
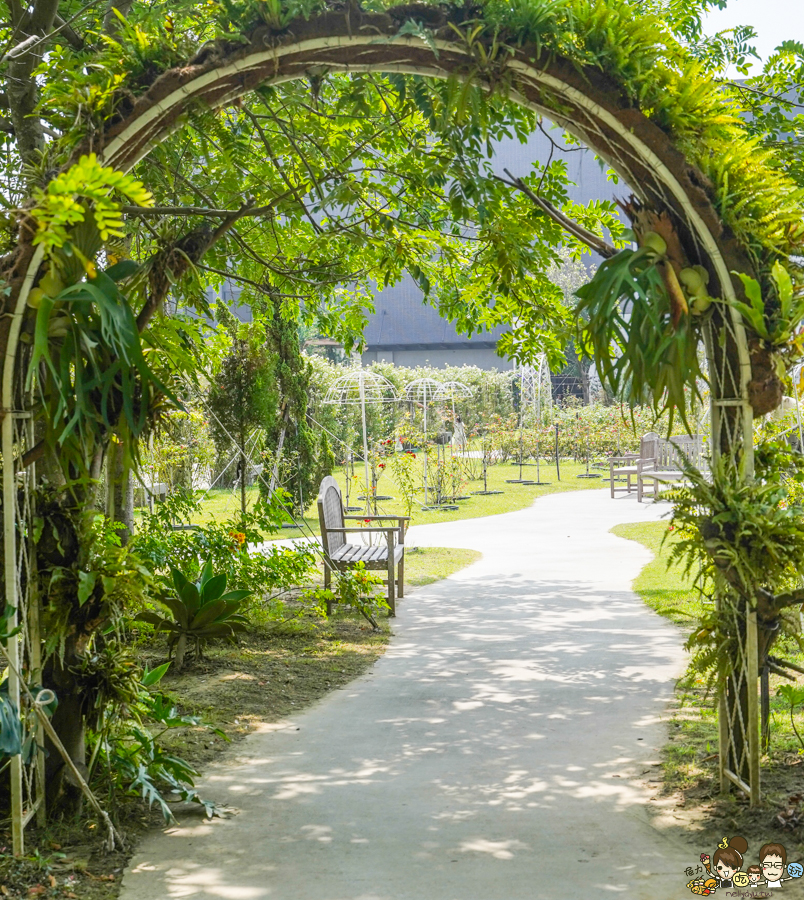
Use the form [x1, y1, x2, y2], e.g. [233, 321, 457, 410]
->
[637, 434, 705, 501]
[317, 476, 408, 616]
[608, 432, 660, 498]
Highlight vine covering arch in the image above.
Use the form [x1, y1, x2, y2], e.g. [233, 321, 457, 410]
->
[2, 0, 803, 843]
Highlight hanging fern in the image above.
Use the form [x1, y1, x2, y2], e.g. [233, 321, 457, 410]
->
[575, 243, 704, 429]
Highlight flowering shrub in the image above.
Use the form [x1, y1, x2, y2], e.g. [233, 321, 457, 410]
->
[131, 488, 316, 620]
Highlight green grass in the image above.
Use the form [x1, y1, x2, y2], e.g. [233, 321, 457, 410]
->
[610, 521, 700, 625]
[612, 519, 804, 801]
[404, 546, 481, 588]
[189, 457, 609, 538]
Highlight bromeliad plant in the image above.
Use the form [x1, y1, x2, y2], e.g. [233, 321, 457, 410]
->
[137, 559, 251, 670]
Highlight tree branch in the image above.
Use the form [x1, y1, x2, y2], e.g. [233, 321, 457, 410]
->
[136, 203, 255, 332]
[53, 13, 84, 49]
[121, 203, 281, 218]
[103, 0, 133, 34]
[499, 169, 618, 259]
[5, 0, 61, 163]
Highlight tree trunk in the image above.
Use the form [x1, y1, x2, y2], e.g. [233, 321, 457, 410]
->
[240, 451, 247, 523]
[106, 442, 134, 544]
[174, 634, 187, 672]
[44, 655, 87, 815]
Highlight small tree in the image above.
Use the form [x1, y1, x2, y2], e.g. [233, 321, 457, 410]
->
[260, 294, 322, 516]
[207, 328, 277, 522]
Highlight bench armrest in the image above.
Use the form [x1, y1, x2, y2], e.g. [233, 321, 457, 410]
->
[344, 515, 411, 521]
[325, 527, 402, 535]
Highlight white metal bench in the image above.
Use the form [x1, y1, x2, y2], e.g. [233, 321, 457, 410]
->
[317, 475, 408, 616]
[637, 434, 705, 501]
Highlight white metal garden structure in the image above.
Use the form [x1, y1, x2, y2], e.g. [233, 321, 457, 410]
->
[405, 378, 444, 506]
[324, 368, 398, 513]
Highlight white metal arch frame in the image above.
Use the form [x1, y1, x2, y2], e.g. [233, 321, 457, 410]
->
[2, 5, 762, 848]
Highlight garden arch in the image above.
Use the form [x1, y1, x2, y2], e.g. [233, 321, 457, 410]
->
[3, 2, 776, 847]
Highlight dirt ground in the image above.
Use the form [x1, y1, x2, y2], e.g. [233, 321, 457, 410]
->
[653, 686, 804, 863]
[0, 547, 479, 900]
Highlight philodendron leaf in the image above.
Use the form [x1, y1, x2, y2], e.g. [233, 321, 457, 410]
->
[172, 568, 189, 595]
[199, 558, 214, 589]
[180, 582, 202, 618]
[135, 611, 167, 628]
[218, 590, 251, 603]
[159, 593, 189, 630]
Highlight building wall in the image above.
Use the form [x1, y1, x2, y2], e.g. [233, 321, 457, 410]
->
[360, 347, 513, 370]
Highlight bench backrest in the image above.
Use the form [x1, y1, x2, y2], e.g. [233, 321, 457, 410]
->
[317, 475, 345, 556]
[640, 432, 660, 461]
[657, 434, 703, 469]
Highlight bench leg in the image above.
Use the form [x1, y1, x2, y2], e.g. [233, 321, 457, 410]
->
[397, 555, 404, 599]
[387, 555, 396, 617]
[324, 564, 332, 616]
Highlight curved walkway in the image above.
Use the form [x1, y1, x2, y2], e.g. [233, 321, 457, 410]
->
[121, 489, 691, 900]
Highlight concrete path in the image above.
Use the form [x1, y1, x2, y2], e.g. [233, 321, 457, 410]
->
[121, 489, 693, 900]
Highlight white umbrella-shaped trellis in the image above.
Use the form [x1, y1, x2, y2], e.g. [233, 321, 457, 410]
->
[324, 369, 398, 512]
[405, 378, 443, 505]
[508, 357, 553, 484]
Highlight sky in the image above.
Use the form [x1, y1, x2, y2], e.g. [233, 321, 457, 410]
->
[702, 0, 804, 69]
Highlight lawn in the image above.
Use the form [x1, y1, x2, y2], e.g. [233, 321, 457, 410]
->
[610, 520, 701, 625]
[187, 456, 609, 537]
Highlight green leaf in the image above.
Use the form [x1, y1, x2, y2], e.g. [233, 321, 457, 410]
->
[0, 689, 22, 757]
[135, 611, 167, 628]
[104, 260, 139, 282]
[142, 662, 171, 687]
[771, 260, 793, 319]
[190, 599, 227, 630]
[199, 558, 214, 589]
[77, 570, 97, 606]
[159, 593, 188, 630]
[201, 573, 227, 604]
[171, 568, 189, 595]
[180, 582, 201, 618]
[218, 590, 251, 604]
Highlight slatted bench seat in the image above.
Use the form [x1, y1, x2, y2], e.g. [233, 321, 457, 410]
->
[317, 475, 408, 616]
[637, 434, 706, 501]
